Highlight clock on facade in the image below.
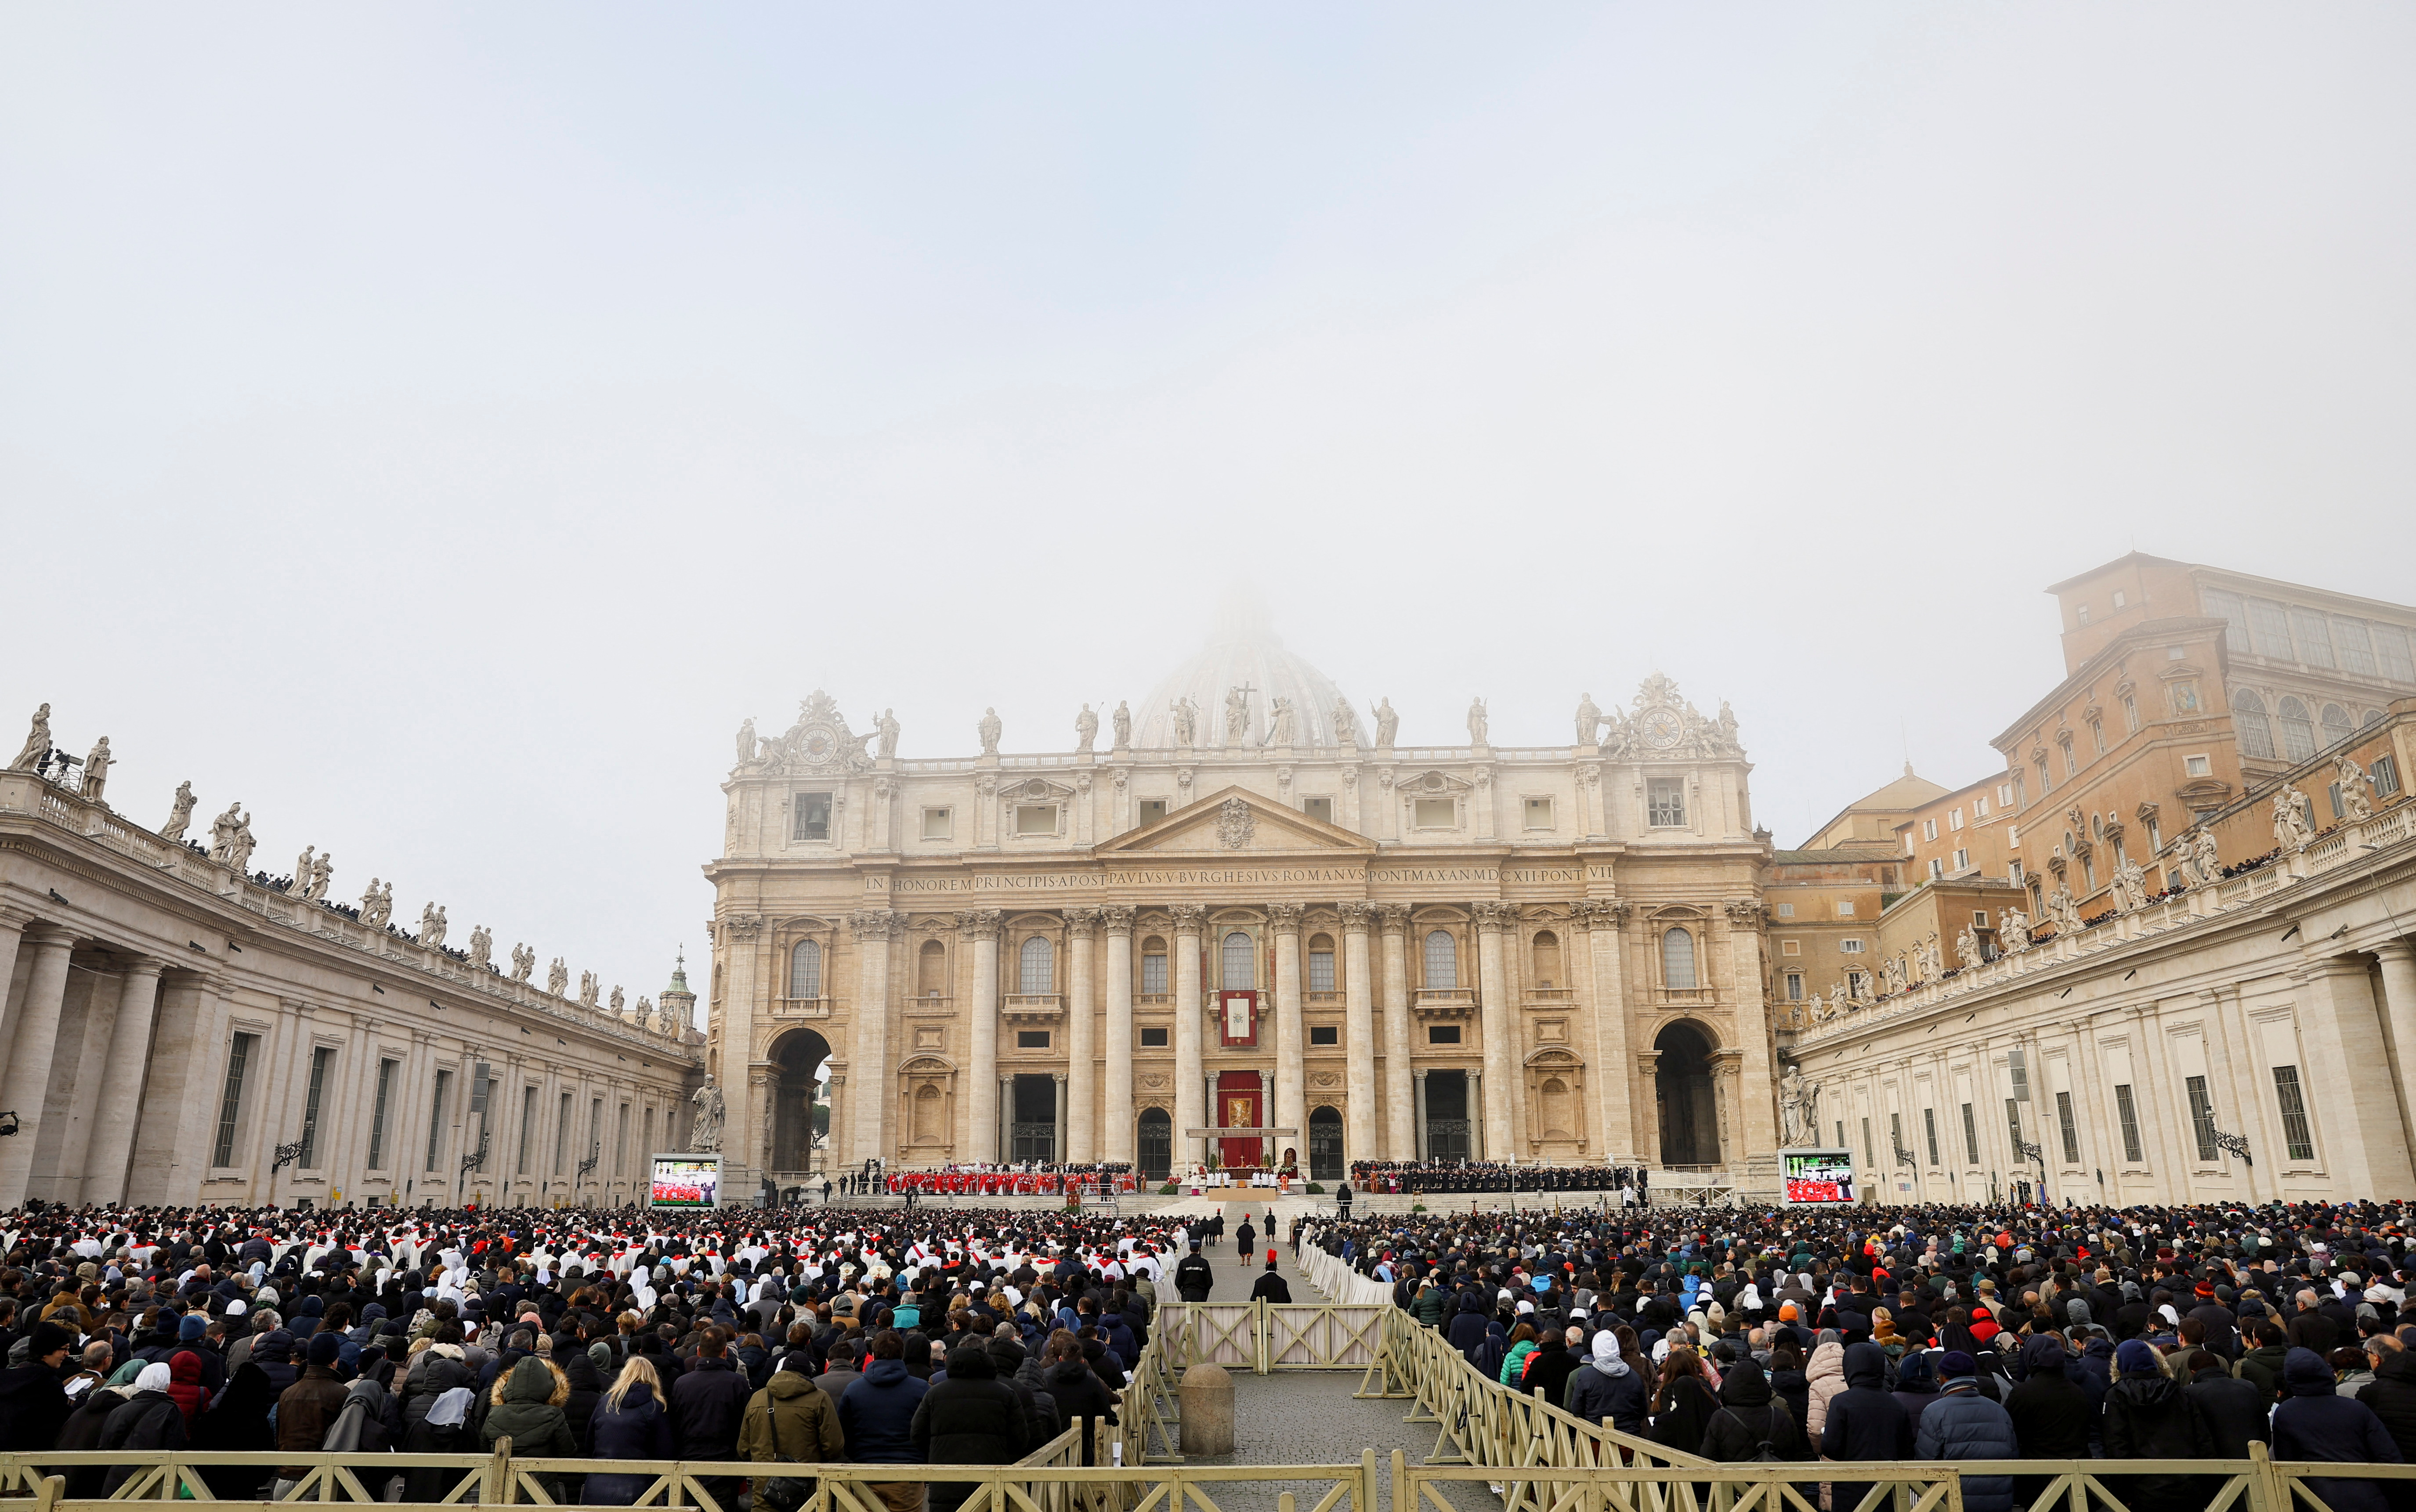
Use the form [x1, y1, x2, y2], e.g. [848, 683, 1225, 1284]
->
[1639, 707, 1684, 749]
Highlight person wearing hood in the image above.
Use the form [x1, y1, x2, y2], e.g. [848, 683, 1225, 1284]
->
[1566, 1332, 1648, 1436]
[1888, 1349, 1942, 1430]
[1802, 1337, 1848, 1442]
[2275, 1345, 2406, 1512]
[483, 1354, 578, 1499]
[984, 1332, 1061, 1449]
[322, 1374, 393, 1455]
[164, 1349, 208, 1424]
[2101, 1338, 2215, 1512]
[1697, 1358, 1812, 1463]
[191, 1360, 278, 1498]
[1446, 1291, 1490, 1361]
[555, 1342, 604, 1446]
[1913, 1353, 2019, 1512]
[1038, 1329, 1119, 1456]
[0, 1320, 75, 1452]
[1522, 1329, 1582, 1403]
[841, 1331, 932, 1512]
[587, 1357, 677, 1508]
[97, 1363, 188, 1495]
[2004, 1333, 2091, 1510]
[2183, 1349, 2271, 1459]
[1819, 1341, 1912, 1461]
[911, 1344, 1029, 1512]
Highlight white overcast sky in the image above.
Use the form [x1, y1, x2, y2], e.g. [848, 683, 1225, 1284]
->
[5, 4, 2412, 1025]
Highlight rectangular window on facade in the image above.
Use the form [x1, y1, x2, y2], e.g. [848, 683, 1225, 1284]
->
[2090, 720, 2105, 755]
[211, 1032, 258, 1168]
[1861, 1116, 1873, 1167]
[1646, 779, 1685, 826]
[1414, 797, 1456, 828]
[518, 1086, 538, 1174]
[2273, 1065, 2316, 1161]
[1302, 797, 1334, 825]
[1836, 900, 1856, 917]
[615, 1102, 631, 1176]
[1141, 950, 1167, 994]
[1016, 1030, 1050, 1048]
[2123, 696, 2140, 733]
[2248, 598, 2295, 658]
[1309, 1025, 1339, 1046]
[2063, 743, 2078, 777]
[1923, 819, 1939, 841]
[1975, 796, 1990, 818]
[1783, 971, 1805, 999]
[1928, 858, 1944, 880]
[2056, 1090, 2080, 1164]
[1775, 902, 1796, 917]
[2007, 1046, 2029, 1102]
[2186, 1075, 2218, 1161]
[1780, 939, 1801, 955]
[554, 1091, 571, 1174]
[795, 791, 832, 841]
[1015, 804, 1058, 835]
[2290, 608, 2336, 668]
[1139, 1026, 1168, 1047]
[1924, 1107, 1940, 1166]
[2076, 602, 2090, 625]
[1524, 797, 1554, 829]
[2337, 618, 2379, 675]
[2037, 758, 2051, 795]
[1952, 848, 1969, 872]
[1949, 808, 1964, 830]
[2005, 1097, 2023, 1155]
[426, 1069, 452, 1172]
[1308, 947, 1335, 992]
[2203, 587, 2251, 652]
[2374, 755, 2401, 797]
[2114, 1083, 2143, 1162]
[2375, 623, 2416, 681]
[1138, 799, 1168, 826]
[2185, 754, 2211, 777]
[922, 807, 952, 841]
[2010, 859, 2025, 886]
[367, 1058, 397, 1171]
[298, 1045, 336, 1167]
[1961, 1102, 1979, 1165]
[1840, 938, 1865, 953]
[1427, 1025, 1461, 1044]
[1999, 783, 2015, 807]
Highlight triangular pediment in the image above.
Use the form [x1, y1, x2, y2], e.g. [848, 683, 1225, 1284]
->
[1094, 785, 1378, 856]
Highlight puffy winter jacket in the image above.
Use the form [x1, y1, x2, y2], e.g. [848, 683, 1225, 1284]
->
[2189, 1365, 2271, 1458]
[738, 1370, 846, 1465]
[584, 1381, 677, 1507]
[1803, 1341, 1847, 1442]
[911, 1350, 1028, 1512]
[1913, 1384, 2020, 1512]
[1564, 1353, 1647, 1435]
[840, 1358, 930, 1462]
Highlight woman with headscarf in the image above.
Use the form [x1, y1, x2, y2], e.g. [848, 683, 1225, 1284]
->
[2101, 1338, 2216, 1512]
[96, 1363, 188, 1495]
[192, 1360, 279, 1498]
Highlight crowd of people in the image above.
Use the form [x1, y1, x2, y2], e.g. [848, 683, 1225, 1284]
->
[1347, 1161, 1649, 1199]
[0, 1202, 1200, 1508]
[1302, 1198, 2416, 1512]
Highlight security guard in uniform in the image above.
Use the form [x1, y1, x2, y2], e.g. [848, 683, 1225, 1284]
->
[1174, 1239, 1215, 1302]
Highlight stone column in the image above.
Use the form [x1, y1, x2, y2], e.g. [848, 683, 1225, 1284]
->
[849, 910, 899, 1166]
[961, 910, 1002, 1163]
[1378, 906, 1413, 1159]
[1052, 1072, 1069, 1163]
[53, 960, 130, 1202]
[1269, 903, 1306, 1162]
[1340, 902, 1376, 1169]
[1473, 902, 1517, 1158]
[1172, 906, 1207, 1173]
[1468, 1069, 1485, 1161]
[2299, 955, 2415, 1198]
[0, 906, 36, 1061]
[81, 958, 164, 1205]
[1102, 907, 1136, 1166]
[718, 916, 765, 1194]
[1635, 1050, 1662, 1167]
[998, 1075, 1013, 1161]
[1577, 901, 1635, 1161]
[2375, 942, 2416, 1155]
[0, 926, 78, 1209]
[1722, 901, 1780, 1184]
[1066, 909, 1099, 1163]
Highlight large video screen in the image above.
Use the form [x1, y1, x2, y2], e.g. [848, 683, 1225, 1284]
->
[650, 1155, 721, 1209]
[1781, 1149, 1856, 1205]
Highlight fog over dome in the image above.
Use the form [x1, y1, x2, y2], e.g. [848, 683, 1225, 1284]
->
[1135, 590, 1357, 751]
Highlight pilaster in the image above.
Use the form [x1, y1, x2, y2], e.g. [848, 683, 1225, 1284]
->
[1377, 905, 1414, 1159]
[1102, 906, 1136, 1165]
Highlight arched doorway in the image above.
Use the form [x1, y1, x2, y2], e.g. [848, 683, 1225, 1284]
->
[1654, 1022, 1720, 1167]
[1308, 1106, 1344, 1180]
[1137, 1108, 1172, 1180]
[770, 1028, 832, 1174]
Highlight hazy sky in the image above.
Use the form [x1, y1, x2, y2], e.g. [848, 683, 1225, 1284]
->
[5, 4, 2412, 1024]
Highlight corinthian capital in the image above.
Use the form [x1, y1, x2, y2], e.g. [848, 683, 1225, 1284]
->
[1266, 902, 1305, 934]
[846, 909, 898, 942]
[1066, 906, 1103, 939]
[1722, 899, 1766, 929]
[1100, 904, 1138, 937]
[1471, 900, 1517, 931]
[1338, 900, 1374, 933]
[1374, 903, 1411, 935]
[954, 908, 1003, 941]
[1169, 904, 1208, 935]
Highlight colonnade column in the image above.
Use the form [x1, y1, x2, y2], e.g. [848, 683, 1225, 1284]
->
[1269, 903, 1306, 1161]
[2300, 955, 2415, 1198]
[0, 926, 79, 1209]
[1102, 907, 1137, 1166]
[961, 910, 1002, 1164]
[849, 909, 899, 1168]
[1378, 906, 1414, 1158]
[1473, 902, 1517, 1159]
[1065, 909, 1099, 1163]
[2375, 942, 2416, 1154]
[1339, 902, 1375, 1168]
[1722, 901, 1780, 1160]
[0, 907, 34, 1056]
[82, 958, 165, 1205]
[1172, 906, 1207, 1174]
[1576, 900, 1635, 1161]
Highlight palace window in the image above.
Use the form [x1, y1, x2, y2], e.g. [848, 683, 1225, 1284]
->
[1774, 902, 1795, 917]
[1307, 934, 1336, 993]
[1836, 900, 1855, 917]
[2186, 1075, 2218, 1162]
[1975, 796, 1990, 818]
[2273, 1065, 2315, 1162]
[1848, 970, 1870, 996]
[1223, 931, 1256, 989]
[2062, 740, 2078, 777]
[1138, 799, 1167, 826]
[1647, 779, 1685, 827]
[2075, 603, 2091, 625]
[1019, 936, 1055, 994]
[1923, 819, 1939, 841]
[1928, 858, 1944, 881]
[1524, 797, 1554, 830]
[1999, 782, 2015, 808]
[2090, 720, 2105, 755]
[1949, 807, 1964, 831]
[2112, 589, 2127, 608]
[2233, 690, 2275, 759]
[1015, 803, 1059, 836]
[1140, 938, 1168, 995]
[2376, 623, 2416, 681]
[922, 807, 952, 841]
[2123, 695, 2140, 733]
[1422, 930, 1458, 990]
[2375, 755, 2401, 797]
[1924, 1107, 1940, 1167]
[1839, 938, 1865, 953]
[794, 792, 832, 842]
[1139, 1026, 1168, 1048]
[1016, 1030, 1050, 1049]
[2185, 754, 2212, 777]
[2291, 608, 2336, 668]
[2248, 598, 2295, 659]
[1414, 797, 1456, 829]
[367, 1058, 398, 1171]
[1428, 1024, 1461, 1044]
[2009, 859, 2024, 886]
[1309, 1025, 1339, 1046]
[2114, 1083, 2143, 1162]
[790, 939, 823, 998]
[1785, 972, 1803, 1000]
[1661, 927, 1697, 989]
[2322, 703, 2355, 747]
[2338, 618, 2379, 675]
[2036, 758, 2051, 795]
[1302, 797, 1333, 825]
[1952, 848, 1969, 872]
[2278, 697, 2316, 760]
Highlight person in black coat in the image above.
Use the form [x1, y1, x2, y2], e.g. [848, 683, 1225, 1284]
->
[97, 1364, 188, 1496]
[1698, 1359, 1813, 1462]
[2185, 1351, 2272, 1459]
[1446, 1292, 1491, 1363]
[586, 1358, 677, 1508]
[911, 1346, 1029, 1512]
[0, 1321, 75, 1453]
[2101, 1339, 2216, 1512]
[2275, 1346, 2406, 1512]
[1649, 1348, 1722, 1458]
[54, 1386, 131, 1499]
[2004, 1333, 2092, 1509]
[671, 1331, 754, 1512]
[2357, 1341, 2416, 1471]
[1821, 1342, 1912, 1461]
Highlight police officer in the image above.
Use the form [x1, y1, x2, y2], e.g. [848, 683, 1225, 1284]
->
[1174, 1238, 1215, 1302]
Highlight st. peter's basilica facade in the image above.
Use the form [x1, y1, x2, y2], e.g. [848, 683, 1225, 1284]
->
[703, 619, 1782, 1197]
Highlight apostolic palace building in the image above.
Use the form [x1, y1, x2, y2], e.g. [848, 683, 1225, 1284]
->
[7, 552, 2416, 1209]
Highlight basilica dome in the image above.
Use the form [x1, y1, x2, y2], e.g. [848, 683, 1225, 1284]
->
[1135, 595, 1357, 751]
